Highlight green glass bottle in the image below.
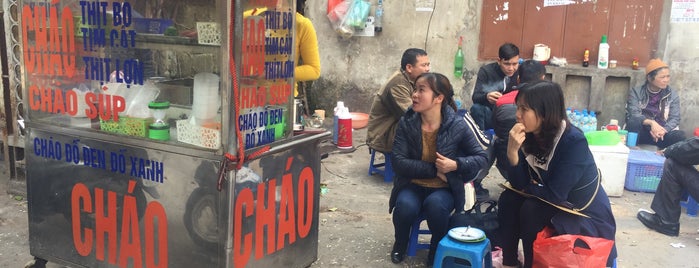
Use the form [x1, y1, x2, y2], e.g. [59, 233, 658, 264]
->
[454, 36, 464, 78]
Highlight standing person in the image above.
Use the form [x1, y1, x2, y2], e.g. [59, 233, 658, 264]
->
[367, 48, 431, 153]
[637, 137, 699, 236]
[497, 81, 617, 268]
[469, 43, 520, 198]
[294, 0, 321, 97]
[492, 60, 546, 180]
[626, 58, 684, 149]
[389, 73, 488, 264]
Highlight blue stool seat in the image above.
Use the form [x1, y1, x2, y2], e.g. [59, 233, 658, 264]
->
[407, 214, 431, 256]
[433, 235, 492, 268]
[680, 193, 698, 217]
[368, 149, 393, 182]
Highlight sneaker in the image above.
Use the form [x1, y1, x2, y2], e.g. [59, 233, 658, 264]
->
[637, 210, 679, 236]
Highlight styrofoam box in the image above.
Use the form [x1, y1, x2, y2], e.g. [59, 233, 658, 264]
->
[589, 142, 630, 197]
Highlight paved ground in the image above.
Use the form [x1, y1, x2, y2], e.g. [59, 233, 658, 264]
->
[2, 128, 699, 267]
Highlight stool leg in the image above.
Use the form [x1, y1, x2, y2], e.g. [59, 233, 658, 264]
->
[384, 153, 393, 182]
[688, 195, 698, 217]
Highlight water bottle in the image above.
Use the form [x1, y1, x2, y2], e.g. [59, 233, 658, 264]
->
[589, 111, 598, 133]
[374, 0, 383, 32]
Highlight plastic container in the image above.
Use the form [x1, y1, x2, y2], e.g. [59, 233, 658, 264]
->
[627, 132, 638, 147]
[585, 130, 620, 146]
[618, 130, 628, 144]
[336, 107, 352, 149]
[624, 150, 665, 192]
[333, 101, 345, 144]
[191, 73, 220, 126]
[597, 35, 610, 69]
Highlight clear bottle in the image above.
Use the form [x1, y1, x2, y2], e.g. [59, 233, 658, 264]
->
[589, 111, 598, 133]
[374, 0, 383, 32]
[597, 35, 610, 69]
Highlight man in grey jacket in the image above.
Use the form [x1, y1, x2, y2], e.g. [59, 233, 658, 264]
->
[637, 137, 699, 236]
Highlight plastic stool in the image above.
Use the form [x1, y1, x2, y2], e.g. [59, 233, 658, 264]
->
[407, 214, 431, 256]
[433, 236, 492, 268]
[368, 149, 393, 182]
[680, 193, 698, 217]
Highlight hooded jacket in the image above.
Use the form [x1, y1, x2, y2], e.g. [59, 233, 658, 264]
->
[389, 105, 488, 213]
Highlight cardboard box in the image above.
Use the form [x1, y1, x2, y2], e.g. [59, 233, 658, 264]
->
[590, 142, 630, 197]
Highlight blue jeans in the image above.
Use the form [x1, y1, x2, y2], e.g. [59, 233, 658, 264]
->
[470, 103, 493, 131]
[392, 184, 454, 253]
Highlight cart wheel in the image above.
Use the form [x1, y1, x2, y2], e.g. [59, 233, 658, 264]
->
[184, 187, 219, 250]
[24, 257, 48, 268]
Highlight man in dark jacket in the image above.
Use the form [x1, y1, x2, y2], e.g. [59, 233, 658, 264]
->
[470, 43, 520, 131]
[637, 137, 699, 236]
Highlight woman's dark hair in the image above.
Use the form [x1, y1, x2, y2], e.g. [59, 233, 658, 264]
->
[515, 80, 570, 157]
[297, 0, 306, 15]
[415, 72, 457, 111]
[401, 48, 428, 71]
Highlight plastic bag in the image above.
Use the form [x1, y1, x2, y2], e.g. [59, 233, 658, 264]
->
[532, 226, 614, 268]
[449, 200, 499, 242]
[327, 0, 353, 38]
[492, 247, 525, 268]
[343, 0, 370, 29]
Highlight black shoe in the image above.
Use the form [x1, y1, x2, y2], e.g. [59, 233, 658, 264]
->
[637, 210, 679, 236]
[475, 185, 490, 201]
[390, 242, 405, 264]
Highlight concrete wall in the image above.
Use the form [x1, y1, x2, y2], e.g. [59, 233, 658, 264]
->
[305, 0, 481, 114]
[305, 0, 699, 136]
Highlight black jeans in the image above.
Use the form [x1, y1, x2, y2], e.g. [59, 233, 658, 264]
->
[651, 158, 699, 223]
[626, 120, 685, 149]
[497, 189, 558, 268]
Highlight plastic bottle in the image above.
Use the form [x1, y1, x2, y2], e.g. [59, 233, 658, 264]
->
[606, 119, 619, 131]
[589, 111, 598, 133]
[336, 107, 353, 149]
[454, 36, 464, 78]
[582, 48, 590, 67]
[374, 0, 383, 32]
[333, 101, 345, 144]
[597, 35, 609, 69]
[566, 107, 572, 120]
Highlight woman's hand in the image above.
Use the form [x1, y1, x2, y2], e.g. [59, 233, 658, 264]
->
[437, 172, 448, 183]
[648, 121, 667, 142]
[435, 152, 457, 174]
[507, 123, 526, 166]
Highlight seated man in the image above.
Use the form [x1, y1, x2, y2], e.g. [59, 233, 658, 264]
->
[492, 60, 546, 180]
[366, 48, 430, 153]
[470, 43, 520, 131]
[626, 58, 685, 149]
[637, 136, 699, 236]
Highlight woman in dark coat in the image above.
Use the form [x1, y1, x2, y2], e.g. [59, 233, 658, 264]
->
[389, 72, 488, 264]
[498, 81, 617, 268]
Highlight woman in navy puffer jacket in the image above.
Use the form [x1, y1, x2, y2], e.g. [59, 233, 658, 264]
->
[389, 72, 489, 264]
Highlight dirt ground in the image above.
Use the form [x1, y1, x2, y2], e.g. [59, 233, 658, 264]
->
[2, 128, 699, 267]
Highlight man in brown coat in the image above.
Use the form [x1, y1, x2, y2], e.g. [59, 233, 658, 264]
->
[366, 48, 430, 153]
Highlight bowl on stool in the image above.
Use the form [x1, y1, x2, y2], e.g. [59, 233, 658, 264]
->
[349, 112, 369, 129]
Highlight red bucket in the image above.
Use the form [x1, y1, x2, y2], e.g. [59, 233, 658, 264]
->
[694, 127, 699, 137]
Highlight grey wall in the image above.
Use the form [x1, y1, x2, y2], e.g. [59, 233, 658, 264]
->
[305, 0, 698, 136]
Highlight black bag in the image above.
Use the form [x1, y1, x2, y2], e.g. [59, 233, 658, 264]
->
[449, 200, 499, 241]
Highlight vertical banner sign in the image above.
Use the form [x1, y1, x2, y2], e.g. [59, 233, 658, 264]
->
[239, 1, 294, 149]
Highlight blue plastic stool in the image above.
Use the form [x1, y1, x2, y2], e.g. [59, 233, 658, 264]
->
[368, 149, 393, 182]
[407, 214, 431, 256]
[433, 236, 492, 268]
[680, 193, 698, 217]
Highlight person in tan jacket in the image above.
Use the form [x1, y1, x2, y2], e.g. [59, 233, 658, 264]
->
[366, 48, 430, 153]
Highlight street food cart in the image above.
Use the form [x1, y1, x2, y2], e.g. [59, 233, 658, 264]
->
[20, 0, 327, 267]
